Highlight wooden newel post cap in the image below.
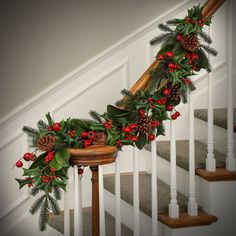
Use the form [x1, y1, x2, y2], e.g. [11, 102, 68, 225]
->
[68, 145, 118, 166]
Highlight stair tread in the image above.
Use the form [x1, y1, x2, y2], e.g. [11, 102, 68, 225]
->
[194, 108, 236, 132]
[104, 172, 188, 217]
[145, 140, 226, 171]
[48, 207, 133, 236]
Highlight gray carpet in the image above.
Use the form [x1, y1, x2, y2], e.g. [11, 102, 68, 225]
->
[104, 172, 188, 217]
[48, 208, 133, 236]
[145, 140, 226, 171]
[194, 108, 236, 132]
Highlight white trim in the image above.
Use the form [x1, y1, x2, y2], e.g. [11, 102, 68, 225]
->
[0, 0, 193, 128]
[0, 130, 24, 150]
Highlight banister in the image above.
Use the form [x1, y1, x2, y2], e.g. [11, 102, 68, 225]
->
[119, 0, 225, 106]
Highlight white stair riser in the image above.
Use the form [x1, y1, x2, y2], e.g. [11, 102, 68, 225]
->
[195, 118, 236, 155]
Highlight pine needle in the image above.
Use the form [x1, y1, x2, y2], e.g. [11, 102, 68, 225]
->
[30, 187, 40, 196]
[199, 31, 212, 44]
[89, 110, 103, 123]
[39, 197, 50, 231]
[158, 23, 173, 32]
[201, 44, 217, 56]
[53, 185, 61, 200]
[120, 89, 136, 99]
[30, 194, 46, 215]
[37, 120, 48, 130]
[150, 33, 172, 45]
[48, 195, 60, 215]
[22, 126, 39, 137]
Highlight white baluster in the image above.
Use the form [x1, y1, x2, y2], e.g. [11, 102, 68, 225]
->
[151, 135, 158, 236]
[133, 148, 140, 236]
[64, 172, 70, 236]
[206, 26, 216, 171]
[226, 0, 236, 170]
[99, 166, 106, 236]
[188, 92, 198, 216]
[73, 165, 83, 236]
[115, 155, 121, 236]
[169, 120, 179, 218]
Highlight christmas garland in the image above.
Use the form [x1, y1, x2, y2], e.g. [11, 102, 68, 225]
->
[14, 5, 217, 231]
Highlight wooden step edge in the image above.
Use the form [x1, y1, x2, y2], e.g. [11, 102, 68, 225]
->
[196, 168, 236, 181]
[158, 210, 217, 229]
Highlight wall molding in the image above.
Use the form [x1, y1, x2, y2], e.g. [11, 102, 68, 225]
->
[0, 0, 193, 129]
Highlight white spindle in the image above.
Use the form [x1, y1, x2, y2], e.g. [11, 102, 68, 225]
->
[169, 120, 179, 218]
[206, 26, 216, 171]
[115, 155, 121, 236]
[226, 0, 236, 170]
[99, 166, 106, 236]
[73, 165, 83, 236]
[188, 92, 198, 216]
[64, 176, 70, 236]
[133, 148, 140, 236]
[151, 135, 158, 236]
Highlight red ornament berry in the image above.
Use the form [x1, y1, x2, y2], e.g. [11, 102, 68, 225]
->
[139, 109, 145, 116]
[28, 184, 32, 187]
[191, 53, 199, 61]
[16, 161, 23, 168]
[166, 104, 173, 111]
[176, 34, 182, 42]
[130, 123, 138, 131]
[81, 132, 88, 138]
[123, 127, 131, 133]
[200, 18, 205, 23]
[157, 54, 164, 60]
[48, 126, 53, 131]
[116, 140, 123, 147]
[171, 114, 177, 120]
[148, 97, 153, 103]
[50, 167, 55, 173]
[189, 60, 193, 65]
[53, 123, 61, 132]
[200, 23, 204, 27]
[185, 17, 190, 23]
[78, 168, 84, 175]
[168, 63, 175, 69]
[166, 51, 174, 58]
[175, 111, 180, 117]
[162, 88, 171, 96]
[160, 97, 167, 104]
[149, 134, 156, 141]
[185, 53, 191, 59]
[192, 19, 196, 24]
[151, 120, 160, 128]
[132, 136, 138, 142]
[24, 152, 32, 161]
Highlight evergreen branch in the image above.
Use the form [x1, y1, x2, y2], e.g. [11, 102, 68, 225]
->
[39, 197, 50, 231]
[120, 89, 136, 99]
[22, 126, 39, 137]
[37, 120, 48, 130]
[158, 23, 173, 32]
[30, 194, 46, 215]
[30, 186, 40, 196]
[48, 195, 60, 215]
[199, 31, 212, 44]
[53, 185, 62, 200]
[197, 49, 211, 72]
[166, 18, 182, 25]
[115, 100, 127, 107]
[200, 44, 217, 56]
[150, 33, 172, 45]
[89, 110, 103, 123]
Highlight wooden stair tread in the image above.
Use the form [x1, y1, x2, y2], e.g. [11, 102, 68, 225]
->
[158, 210, 217, 229]
[196, 168, 236, 181]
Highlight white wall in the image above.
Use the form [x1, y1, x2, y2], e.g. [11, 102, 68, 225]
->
[0, 0, 183, 119]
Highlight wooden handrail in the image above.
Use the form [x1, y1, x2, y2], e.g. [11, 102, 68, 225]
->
[119, 0, 225, 106]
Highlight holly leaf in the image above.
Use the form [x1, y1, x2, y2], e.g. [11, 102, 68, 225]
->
[23, 167, 41, 177]
[15, 178, 32, 189]
[29, 153, 47, 169]
[136, 134, 147, 150]
[52, 179, 67, 192]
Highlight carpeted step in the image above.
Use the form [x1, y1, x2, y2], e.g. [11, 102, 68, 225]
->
[48, 208, 133, 236]
[104, 172, 188, 217]
[194, 108, 236, 132]
[145, 140, 226, 171]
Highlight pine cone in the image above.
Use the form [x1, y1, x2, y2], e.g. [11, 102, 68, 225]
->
[167, 82, 181, 103]
[137, 116, 153, 134]
[37, 135, 56, 152]
[92, 132, 107, 145]
[181, 34, 199, 52]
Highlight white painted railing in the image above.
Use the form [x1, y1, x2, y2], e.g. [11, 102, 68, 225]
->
[64, 182, 71, 236]
[115, 155, 121, 236]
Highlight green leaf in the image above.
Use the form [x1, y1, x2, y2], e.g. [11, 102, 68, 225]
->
[23, 167, 41, 177]
[15, 178, 32, 189]
[49, 159, 62, 171]
[29, 153, 47, 169]
[107, 105, 130, 119]
[136, 134, 148, 150]
[55, 149, 70, 166]
[52, 179, 67, 192]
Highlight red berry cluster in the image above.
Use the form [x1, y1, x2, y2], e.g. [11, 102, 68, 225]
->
[171, 111, 180, 120]
[122, 124, 139, 143]
[168, 62, 181, 73]
[157, 51, 174, 60]
[104, 120, 112, 129]
[182, 78, 191, 85]
[185, 17, 205, 27]
[67, 130, 76, 138]
[116, 139, 123, 147]
[15, 152, 37, 168]
[44, 151, 54, 164]
[81, 131, 96, 147]
[48, 122, 62, 132]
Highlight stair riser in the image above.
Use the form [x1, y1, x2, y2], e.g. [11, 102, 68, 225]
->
[195, 118, 236, 155]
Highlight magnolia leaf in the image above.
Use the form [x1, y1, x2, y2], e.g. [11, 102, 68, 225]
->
[29, 153, 47, 169]
[49, 159, 62, 171]
[136, 134, 147, 150]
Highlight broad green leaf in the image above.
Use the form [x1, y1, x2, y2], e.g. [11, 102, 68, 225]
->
[136, 134, 147, 150]
[49, 158, 62, 171]
[23, 167, 41, 176]
[52, 179, 67, 192]
[29, 153, 47, 169]
[55, 149, 70, 166]
[15, 178, 32, 189]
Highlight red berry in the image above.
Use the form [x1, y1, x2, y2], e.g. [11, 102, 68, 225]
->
[132, 136, 138, 142]
[151, 120, 160, 127]
[149, 134, 156, 141]
[78, 168, 84, 175]
[148, 97, 153, 103]
[175, 111, 180, 117]
[185, 53, 191, 59]
[157, 54, 164, 60]
[200, 18, 205, 23]
[123, 127, 131, 133]
[130, 123, 138, 131]
[166, 104, 173, 111]
[168, 63, 175, 69]
[176, 34, 182, 42]
[81, 132, 88, 138]
[116, 140, 123, 147]
[166, 51, 174, 58]
[162, 88, 171, 96]
[191, 53, 199, 61]
[24, 152, 32, 161]
[185, 17, 190, 23]
[200, 23, 204, 27]
[50, 168, 55, 173]
[139, 109, 145, 116]
[53, 123, 61, 132]
[171, 114, 177, 120]
[28, 184, 32, 187]
[189, 60, 193, 65]
[192, 19, 196, 24]
[48, 126, 53, 131]
[16, 161, 23, 168]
